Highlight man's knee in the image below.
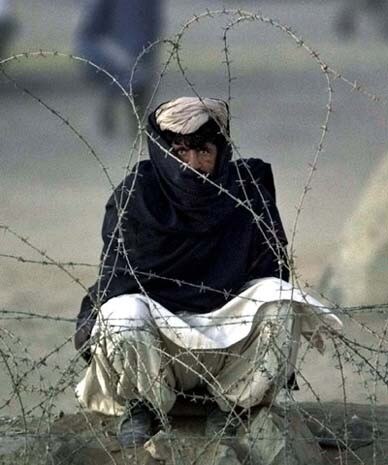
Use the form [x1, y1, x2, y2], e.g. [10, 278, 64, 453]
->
[98, 294, 152, 331]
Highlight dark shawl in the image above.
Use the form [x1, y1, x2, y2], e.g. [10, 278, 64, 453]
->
[75, 112, 289, 351]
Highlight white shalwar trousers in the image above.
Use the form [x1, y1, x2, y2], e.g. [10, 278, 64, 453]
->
[76, 278, 342, 416]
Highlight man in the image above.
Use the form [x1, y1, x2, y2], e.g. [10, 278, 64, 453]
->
[75, 97, 342, 447]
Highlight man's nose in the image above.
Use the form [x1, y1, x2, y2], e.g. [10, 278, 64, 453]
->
[186, 149, 201, 170]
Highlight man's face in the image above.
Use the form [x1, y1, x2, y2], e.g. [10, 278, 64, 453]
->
[171, 141, 218, 175]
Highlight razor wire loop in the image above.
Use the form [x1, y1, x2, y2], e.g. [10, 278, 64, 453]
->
[0, 8, 388, 465]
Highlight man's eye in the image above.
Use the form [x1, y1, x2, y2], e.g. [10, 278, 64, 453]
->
[199, 149, 209, 155]
[173, 148, 186, 157]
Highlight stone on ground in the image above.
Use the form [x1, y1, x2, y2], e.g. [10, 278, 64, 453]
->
[235, 406, 324, 465]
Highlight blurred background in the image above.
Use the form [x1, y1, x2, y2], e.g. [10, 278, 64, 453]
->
[1, 0, 387, 415]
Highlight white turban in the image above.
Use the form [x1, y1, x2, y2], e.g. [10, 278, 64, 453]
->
[155, 97, 228, 135]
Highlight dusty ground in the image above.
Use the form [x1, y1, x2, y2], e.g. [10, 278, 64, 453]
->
[1, 401, 387, 465]
[1, 0, 387, 417]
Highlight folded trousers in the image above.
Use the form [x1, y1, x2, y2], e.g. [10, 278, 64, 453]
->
[76, 290, 300, 416]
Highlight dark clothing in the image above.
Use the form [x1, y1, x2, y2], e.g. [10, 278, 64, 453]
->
[335, 0, 388, 39]
[75, 114, 289, 352]
[76, 0, 161, 89]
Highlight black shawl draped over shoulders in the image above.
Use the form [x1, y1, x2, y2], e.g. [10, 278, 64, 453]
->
[75, 115, 289, 350]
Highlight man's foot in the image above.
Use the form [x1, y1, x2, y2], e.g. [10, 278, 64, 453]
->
[205, 405, 240, 437]
[117, 400, 153, 447]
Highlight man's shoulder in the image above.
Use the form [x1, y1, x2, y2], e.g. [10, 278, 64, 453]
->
[231, 157, 273, 177]
[125, 159, 153, 179]
[231, 158, 276, 200]
[117, 160, 154, 188]
[233, 156, 270, 167]
[106, 160, 154, 206]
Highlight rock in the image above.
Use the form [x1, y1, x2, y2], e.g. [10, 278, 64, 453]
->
[212, 444, 241, 465]
[302, 402, 387, 463]
[311, 414, 375, 450]
[144, 431, 171, 460]
[144, 430, 241, 465]
[235, 406, 324, 465]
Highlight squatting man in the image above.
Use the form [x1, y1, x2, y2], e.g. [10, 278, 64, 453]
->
[74, 97, 342, 447]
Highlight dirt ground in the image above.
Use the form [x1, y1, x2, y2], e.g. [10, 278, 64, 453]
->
[1, 402, 387, 465]
[1, 0, 387, 417]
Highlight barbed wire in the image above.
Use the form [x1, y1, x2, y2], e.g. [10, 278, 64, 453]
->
[1, 7, 387, 465]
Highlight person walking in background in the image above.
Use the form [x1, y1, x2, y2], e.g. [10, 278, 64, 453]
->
[0, 0, 18, 59]
[75, 0, 162, 136]
[335, 0, 388, 40]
